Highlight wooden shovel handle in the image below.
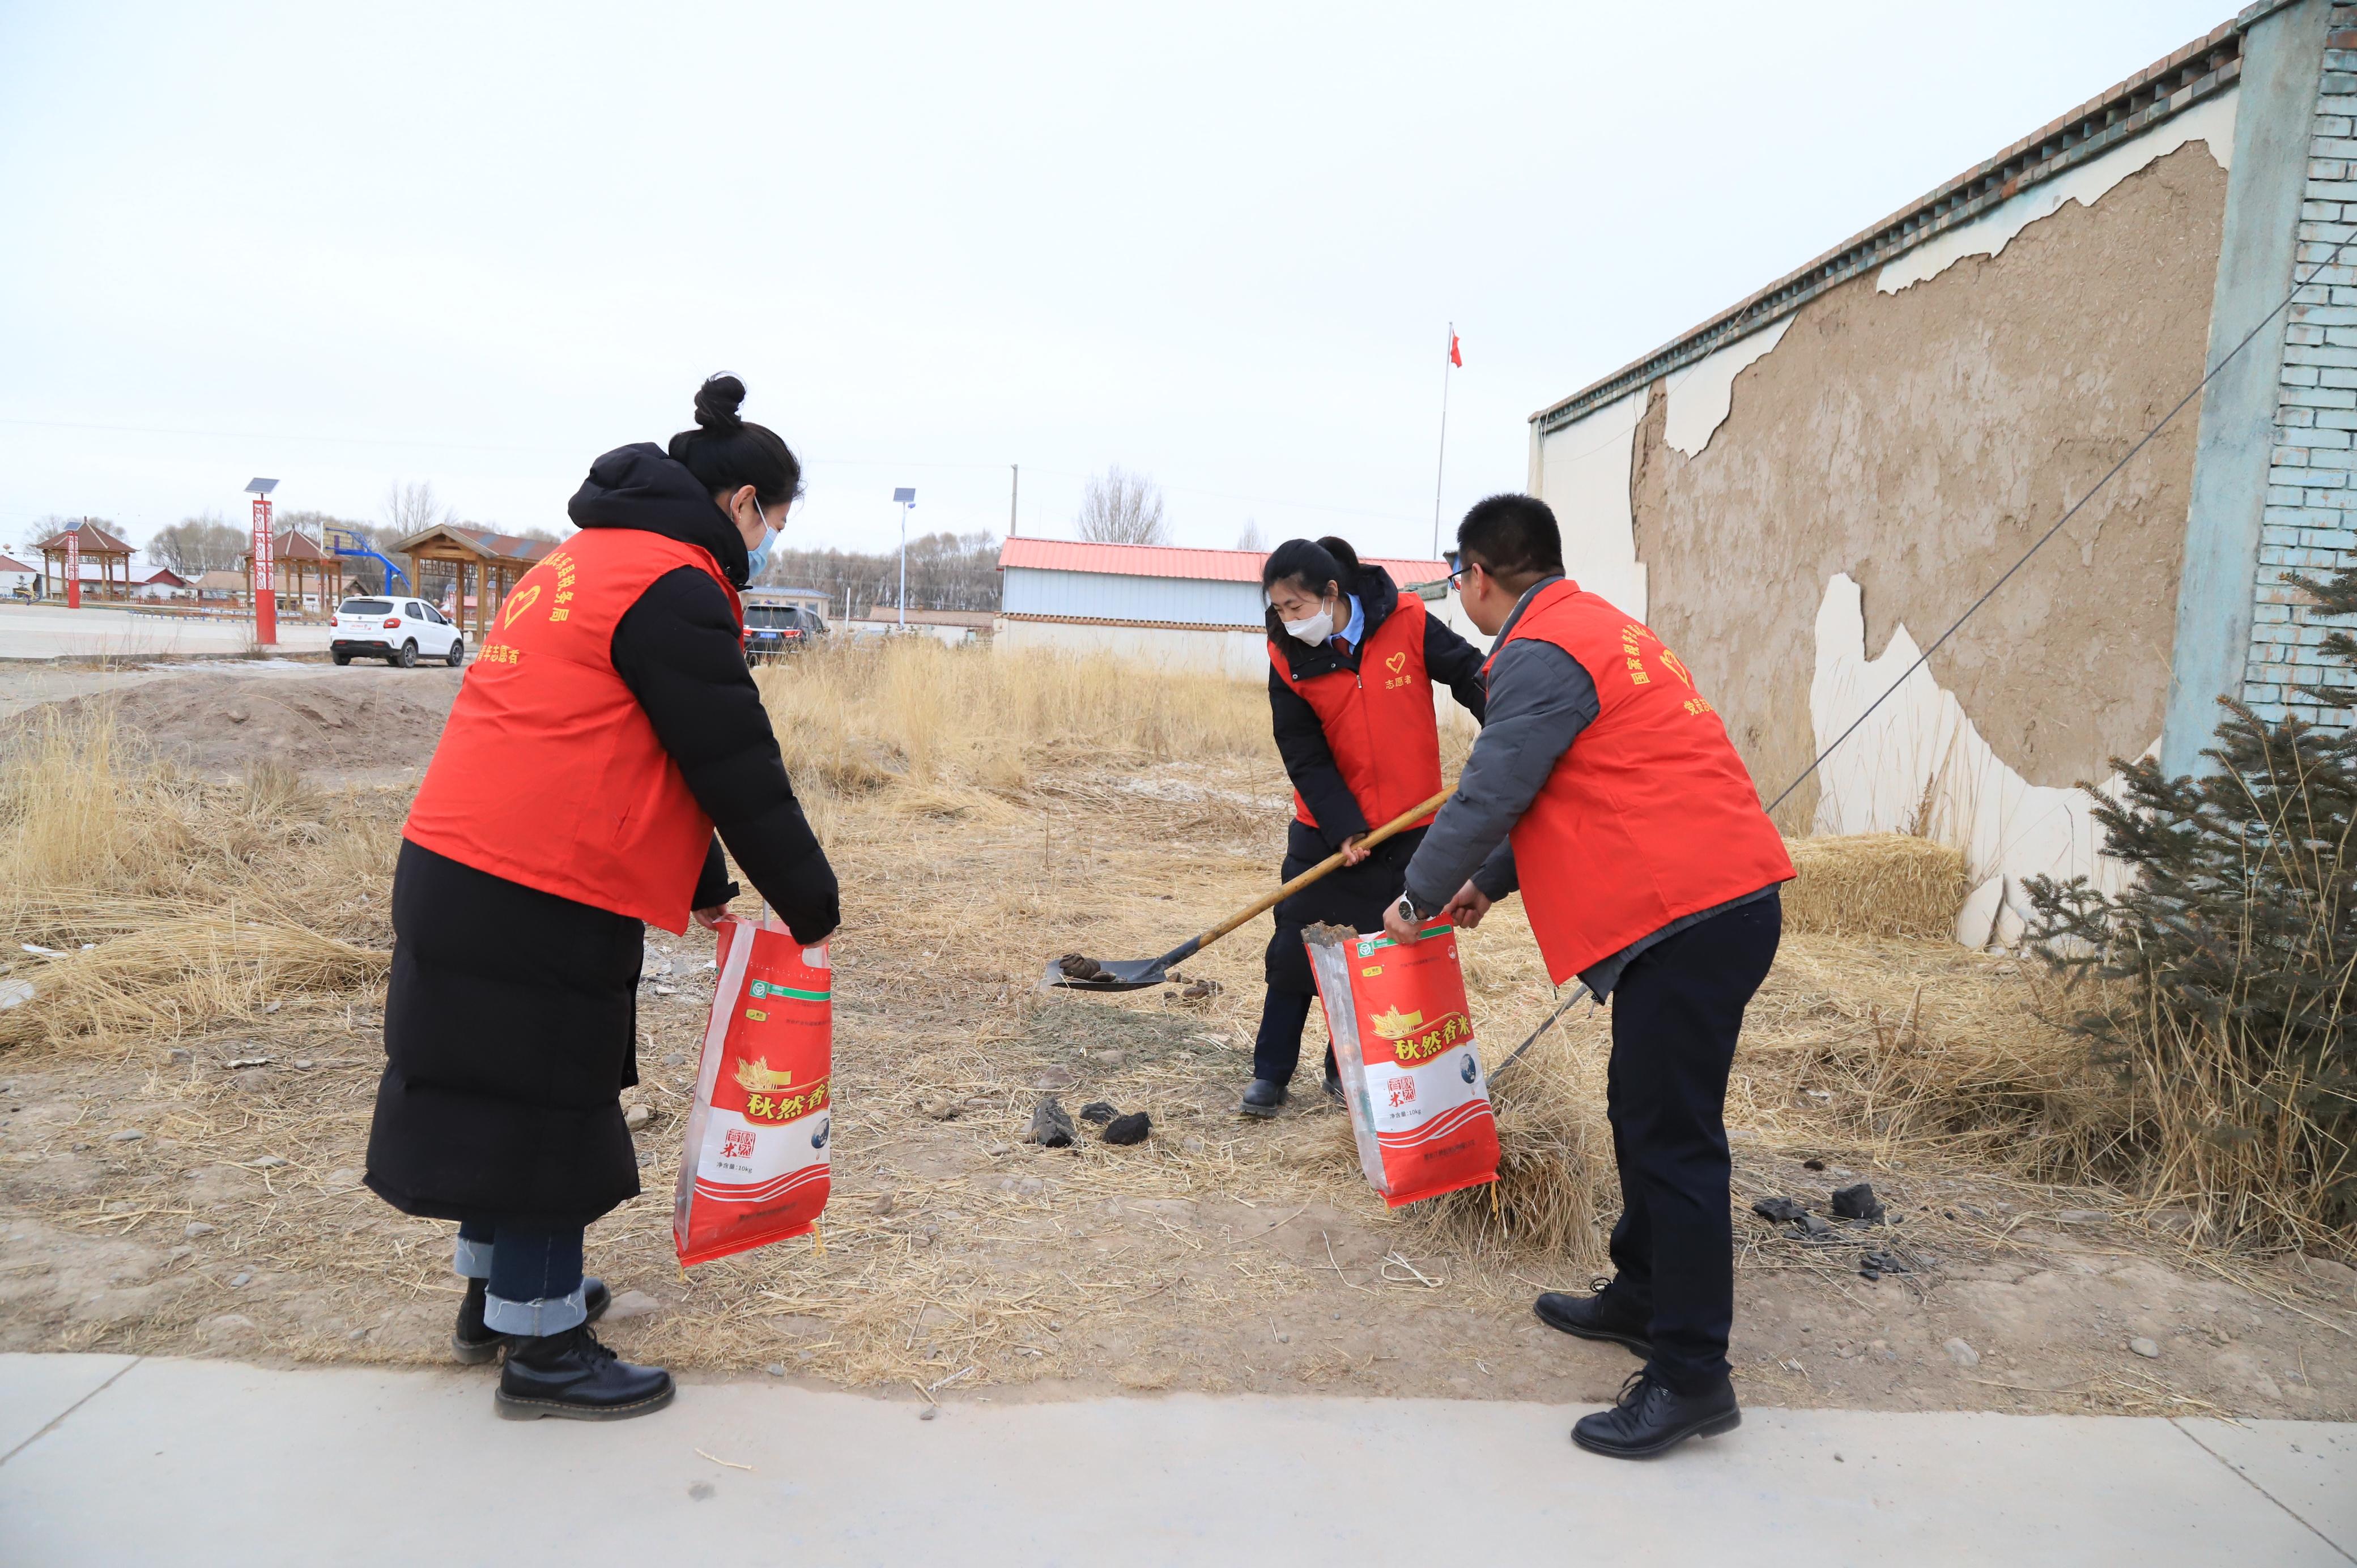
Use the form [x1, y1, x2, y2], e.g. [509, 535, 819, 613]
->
[1190, 786, 1452, 951]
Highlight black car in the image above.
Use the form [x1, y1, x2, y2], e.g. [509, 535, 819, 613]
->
[743, 603, 829, 661]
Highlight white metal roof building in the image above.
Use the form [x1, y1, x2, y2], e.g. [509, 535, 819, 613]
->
[995, 538, 1460, 680]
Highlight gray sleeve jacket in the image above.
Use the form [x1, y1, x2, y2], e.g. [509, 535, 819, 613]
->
[1400, 577, 1780, 999]
[1401, 581, 1598, 914]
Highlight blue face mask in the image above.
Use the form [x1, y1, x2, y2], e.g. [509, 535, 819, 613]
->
[743, 502, 778, 582]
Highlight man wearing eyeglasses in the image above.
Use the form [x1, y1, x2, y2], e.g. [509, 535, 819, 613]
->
[1381, 492, 1792, 1460]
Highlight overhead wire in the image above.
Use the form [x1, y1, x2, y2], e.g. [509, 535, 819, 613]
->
[1497, 222, 2357, 1077]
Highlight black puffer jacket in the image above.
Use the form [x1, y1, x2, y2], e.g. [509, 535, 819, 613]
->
[1265, 562, 1489, 855]
[363, 446, 837, 1228]
[576, 443, 837, 943]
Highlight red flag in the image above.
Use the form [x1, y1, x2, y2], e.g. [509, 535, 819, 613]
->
[1448, 330, 1462, 368]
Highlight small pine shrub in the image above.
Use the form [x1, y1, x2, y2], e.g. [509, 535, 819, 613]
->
[2026, 567, 2357, 1247]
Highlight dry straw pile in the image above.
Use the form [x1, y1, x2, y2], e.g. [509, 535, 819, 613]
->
[1782, 832, 1970, 940]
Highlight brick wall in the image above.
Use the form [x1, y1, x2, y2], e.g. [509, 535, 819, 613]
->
[2247, 4, 2357, 724]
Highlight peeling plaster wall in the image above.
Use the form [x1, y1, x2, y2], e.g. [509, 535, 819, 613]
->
[1878, 90, 2237, 295]
[1663, 318, 1795, 457]
[1533, 388, 1649, 619]
[1810, 574, 2141, 944]
[1627, 136, 2228, 871]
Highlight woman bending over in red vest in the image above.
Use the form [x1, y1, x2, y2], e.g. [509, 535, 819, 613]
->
[365, 375, 840, 1422]
[1243, 535, 1488, 1118]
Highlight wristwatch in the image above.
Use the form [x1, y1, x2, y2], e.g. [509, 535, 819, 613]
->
[1394, 894, 1421, 926]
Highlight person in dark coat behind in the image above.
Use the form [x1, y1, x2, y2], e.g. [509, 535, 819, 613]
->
[1244, 536, 1486, 1118]
[364, 374, 839, 1422]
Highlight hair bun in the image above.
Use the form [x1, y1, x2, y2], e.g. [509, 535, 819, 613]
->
[1316, 535, 1362, 573]
[693, 374, 747, 433]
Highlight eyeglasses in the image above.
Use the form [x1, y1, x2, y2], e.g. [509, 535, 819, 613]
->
[1444, 551, 1471, 586]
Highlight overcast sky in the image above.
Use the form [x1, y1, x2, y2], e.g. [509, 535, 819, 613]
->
[0, 1, 2232, 563]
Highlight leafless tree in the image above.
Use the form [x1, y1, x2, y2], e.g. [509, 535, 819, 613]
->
[1075, 466, 1169, 546]
[382, 480, 457, 540]
[147, 513, 247, 575]
[1235, 518, 1265, 552]
[764, 531, 1002, 615]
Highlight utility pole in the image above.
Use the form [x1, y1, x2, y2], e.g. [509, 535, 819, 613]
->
[1432, 323, 1459, 559]
[893, 487, 916, 629]
[1009, 465, 1019, 536]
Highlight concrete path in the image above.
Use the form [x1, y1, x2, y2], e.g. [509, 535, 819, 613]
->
[2, 1354, 2352, 1567]
[0, 604, 331, 660]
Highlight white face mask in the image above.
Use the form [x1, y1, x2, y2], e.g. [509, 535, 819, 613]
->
[1282, 602, 1335, 646]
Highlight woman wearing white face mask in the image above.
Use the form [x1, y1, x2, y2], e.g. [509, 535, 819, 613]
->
[368, 374, 838, 1421]
[1245, 535, 1488, 1118]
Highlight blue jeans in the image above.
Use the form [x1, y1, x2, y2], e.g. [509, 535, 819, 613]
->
[454, 1218, 587, 1336]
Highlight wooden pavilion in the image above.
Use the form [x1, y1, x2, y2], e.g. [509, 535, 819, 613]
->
[239, 531, 346, 617]
[36, 520, 135, 604]
[391, 526, 561, 641]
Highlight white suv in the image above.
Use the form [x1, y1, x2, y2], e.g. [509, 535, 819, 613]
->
[330, 596, 466, 668]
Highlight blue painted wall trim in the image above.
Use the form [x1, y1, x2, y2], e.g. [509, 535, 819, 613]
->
[2162, 0, 2335, 775]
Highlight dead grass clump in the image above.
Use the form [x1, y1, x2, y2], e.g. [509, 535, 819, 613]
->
[755, 638, 1273, 812]
[0, 705, 133, 889]
[1782, 833, 1969, 940]
[2063, 980, 2356, 1250]
[1419, 1034, 1613, 1266]
[1733, 934, 2113, 1175]
[0, 895, 386, 1049]
[0, 704, 401, 1054]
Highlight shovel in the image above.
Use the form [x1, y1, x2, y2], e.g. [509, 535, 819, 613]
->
[1040, 786, 1452, 992]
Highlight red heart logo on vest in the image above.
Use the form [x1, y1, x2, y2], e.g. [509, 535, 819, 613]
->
[501, 583, 543, 627]
[1385, 651, 1406, 674]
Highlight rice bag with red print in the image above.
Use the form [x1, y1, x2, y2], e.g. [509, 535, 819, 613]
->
[673, 913, 833, 1266]
[1305, 920, 1500, 1208]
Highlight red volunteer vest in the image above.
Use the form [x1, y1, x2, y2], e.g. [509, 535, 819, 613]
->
[404, 529, 743, 934]
[1269, 593, 1444, 836]
[1495, 580, 1793, 985]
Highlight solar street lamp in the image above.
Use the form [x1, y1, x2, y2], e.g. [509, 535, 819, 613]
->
[245, 478, 279, 645]
[894, 487, 916, 629]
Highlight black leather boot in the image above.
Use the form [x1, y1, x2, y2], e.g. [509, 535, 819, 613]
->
[495, 1324, 674, 1420]
[1239, 1079, 1289, 1118]
[1321, 1071, 1346, 1107]
[1533, 1276, 1653, 1357]
[1571, 1369, 1740, 1459]
[453, 1276, 612, 1364]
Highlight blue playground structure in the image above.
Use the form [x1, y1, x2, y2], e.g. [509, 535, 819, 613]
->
[320, 525, 411, 593]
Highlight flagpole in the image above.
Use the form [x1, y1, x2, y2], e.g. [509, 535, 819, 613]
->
[1431, 321, 1454, 559]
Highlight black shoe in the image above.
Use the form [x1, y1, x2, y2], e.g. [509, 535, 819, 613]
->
[1533, 1276, 1653, 1358]
[1321, 1073, 1346, 1107]
[1239, 1079, 1289, 1118]
[495, 1324, 675, 1421]
[1571, 1369, 1740, 1459]
[453, 1276, 612, 1365]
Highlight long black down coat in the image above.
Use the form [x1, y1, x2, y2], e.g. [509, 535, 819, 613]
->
[1262, 563, 1487, 994]
[364, 445, 839, 1227]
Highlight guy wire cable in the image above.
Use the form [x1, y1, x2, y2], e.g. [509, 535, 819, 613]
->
[1491, 223, 2357, 1081]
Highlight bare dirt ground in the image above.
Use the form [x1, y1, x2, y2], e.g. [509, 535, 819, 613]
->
[2, 658, 2353, 1419]
[0, 657, 461, 787]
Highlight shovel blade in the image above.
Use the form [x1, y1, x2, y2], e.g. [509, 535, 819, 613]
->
[1037, 956, 1170, 993]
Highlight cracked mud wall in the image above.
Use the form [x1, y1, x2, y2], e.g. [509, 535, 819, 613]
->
[1623, 140, 2228, 836]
